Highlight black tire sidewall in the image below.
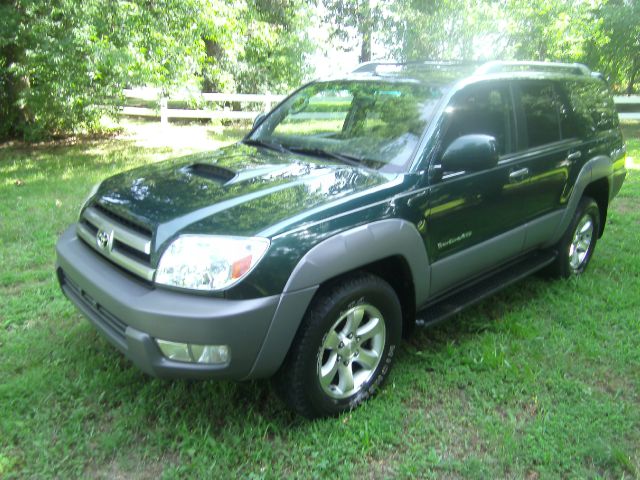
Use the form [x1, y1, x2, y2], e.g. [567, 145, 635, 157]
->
[560, 198, 600, 276]
[302, 276, 402, 417]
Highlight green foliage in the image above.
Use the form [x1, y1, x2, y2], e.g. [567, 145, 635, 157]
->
[236, 0, 314, 94]
[0, 0, 315, 141]
[0, 0, 637, 141]
[0, 0, 206, 141]
[322, 0, 638, 92]
[201, 0, 314, 94]
[322, 0, 380, 62]
[499, 0, 596, 61]
[583, 0, 640, 93]
[496, 0, 638, 91]
[385, 0, 491, 60]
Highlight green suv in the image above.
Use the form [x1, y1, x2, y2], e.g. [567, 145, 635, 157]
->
[56, 61, 627, 418]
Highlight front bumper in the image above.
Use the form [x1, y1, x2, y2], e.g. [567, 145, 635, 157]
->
[56, 226, 283, 380]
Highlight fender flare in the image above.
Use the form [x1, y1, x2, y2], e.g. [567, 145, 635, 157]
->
[283, 219, 430, 300]
[547, 155, 613, 245]
[245, 219, 430, 379]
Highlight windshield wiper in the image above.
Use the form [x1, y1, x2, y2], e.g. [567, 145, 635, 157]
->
[284, 146, 368, 168]
[243, 138, 289, 154]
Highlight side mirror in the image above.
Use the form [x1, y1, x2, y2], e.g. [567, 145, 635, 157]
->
[253, 112, 266, 130]
[440, 134, 498, 172]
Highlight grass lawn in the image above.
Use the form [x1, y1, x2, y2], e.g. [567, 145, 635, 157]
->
[0, 121, 638, 478]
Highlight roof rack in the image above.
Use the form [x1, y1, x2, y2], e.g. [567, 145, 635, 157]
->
[475, 61, 591, 76]
[352, 61, 405, 73]
[351, 60, 597, 79]
[352, 60, 476, 74]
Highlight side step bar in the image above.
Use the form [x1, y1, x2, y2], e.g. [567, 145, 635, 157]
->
[416, 250, 557, 328]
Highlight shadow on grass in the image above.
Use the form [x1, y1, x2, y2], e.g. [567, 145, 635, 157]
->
[0, 139, 171, 182]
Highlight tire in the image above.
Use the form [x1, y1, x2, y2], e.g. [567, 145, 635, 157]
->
[548, 196, 600, 278]
[273, 272, 402, 418]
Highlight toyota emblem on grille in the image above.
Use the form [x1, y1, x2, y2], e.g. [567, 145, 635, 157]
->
[96, 230, 112, 250]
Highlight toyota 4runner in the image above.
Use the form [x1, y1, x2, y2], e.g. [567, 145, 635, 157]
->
[56, 61, 627, 418]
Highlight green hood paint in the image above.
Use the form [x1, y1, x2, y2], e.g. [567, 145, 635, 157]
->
[92, 143, 399, 253]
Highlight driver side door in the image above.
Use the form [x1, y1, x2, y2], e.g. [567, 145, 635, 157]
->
[425, 81, 529, 296]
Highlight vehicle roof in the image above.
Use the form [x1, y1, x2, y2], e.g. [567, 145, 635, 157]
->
[321, 61, 605, 90]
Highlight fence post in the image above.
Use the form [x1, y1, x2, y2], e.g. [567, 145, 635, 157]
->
[160, 97, 168, 126]
[264, 94, 272, 113]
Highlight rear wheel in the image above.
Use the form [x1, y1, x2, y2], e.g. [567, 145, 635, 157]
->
[548, 196, 600, 278]
[273, 272, 402, 418]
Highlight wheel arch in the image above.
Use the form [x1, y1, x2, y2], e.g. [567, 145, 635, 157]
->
[282, 219, 429, 298]
[245, 219, 429, 379]
[548, 155, 613, 245]
[360, 256, 417, 338]
[582, 177, 609, 237]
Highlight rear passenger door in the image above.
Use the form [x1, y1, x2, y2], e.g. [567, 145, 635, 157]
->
[510, 81, 580, 249]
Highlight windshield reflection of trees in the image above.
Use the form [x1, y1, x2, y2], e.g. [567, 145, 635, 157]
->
[259, 81, 443, 167]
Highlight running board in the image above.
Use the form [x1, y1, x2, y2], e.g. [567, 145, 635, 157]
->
[416, 250, 557, 328]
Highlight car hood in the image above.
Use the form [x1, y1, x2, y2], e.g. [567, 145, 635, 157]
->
[91, 143, 397, 250]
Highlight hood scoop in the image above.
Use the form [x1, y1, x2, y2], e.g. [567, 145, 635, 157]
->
[186, 163, 236, 183]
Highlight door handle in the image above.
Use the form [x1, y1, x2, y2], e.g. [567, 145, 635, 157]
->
[567, 151, 582, 161]
[509, 167, 529, 181]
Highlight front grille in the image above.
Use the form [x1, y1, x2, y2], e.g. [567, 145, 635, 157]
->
[60, 270, 128, 343]
[113, 239, 150, 263]
[93, 203, 152, 237]
[76, 205, 156, 281]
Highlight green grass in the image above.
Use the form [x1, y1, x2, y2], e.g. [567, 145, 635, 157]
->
[0, 124, 639, 478]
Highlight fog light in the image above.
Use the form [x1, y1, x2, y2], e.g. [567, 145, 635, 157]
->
[189, 344, 230, 364]
[156, 340, 230, 364]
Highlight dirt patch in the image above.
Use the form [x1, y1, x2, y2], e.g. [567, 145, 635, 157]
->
[85, 452, 178, 480]
[611, 197, 638, 215]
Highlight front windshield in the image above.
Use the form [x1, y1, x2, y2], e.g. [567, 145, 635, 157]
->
[250, 80, 445, 171]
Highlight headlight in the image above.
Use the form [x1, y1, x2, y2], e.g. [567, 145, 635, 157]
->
[155, 235, 270, 291]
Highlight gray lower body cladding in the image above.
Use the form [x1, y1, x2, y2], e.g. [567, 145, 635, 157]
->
[55, 226, 314, 380]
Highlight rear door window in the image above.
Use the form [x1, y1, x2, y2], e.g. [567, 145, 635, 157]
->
[517, 82, 562, 148]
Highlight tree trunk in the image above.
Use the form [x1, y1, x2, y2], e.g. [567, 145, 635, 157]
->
[358, 0, 372, 63]
[626, 56, 638, 95]
[202, 38, 223, 92]
[360, 28, 372, 63]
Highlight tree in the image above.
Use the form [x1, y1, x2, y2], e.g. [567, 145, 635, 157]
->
[584, 0, 640, 93]
[322, 0, 383, 63]
[201, 0, 314, 94]
[385, 0, 494, 61]
[499, 0, 598, 61]
[382, 0, 637, 92]
[0, 0, 207, 141]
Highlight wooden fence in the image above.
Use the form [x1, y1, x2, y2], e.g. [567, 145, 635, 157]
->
[121, 88, 285, 124]
[120, 88, 640, 124]
[614, 96, 640, 121]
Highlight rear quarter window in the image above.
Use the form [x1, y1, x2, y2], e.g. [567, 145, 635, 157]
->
[565, 80, 619, 136]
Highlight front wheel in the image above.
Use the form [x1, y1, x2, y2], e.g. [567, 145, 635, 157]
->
[548, 196, 600, 278]
[273, 273, 402, 418]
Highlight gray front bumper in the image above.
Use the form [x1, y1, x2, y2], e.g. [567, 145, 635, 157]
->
[55, 226, 314, 380]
